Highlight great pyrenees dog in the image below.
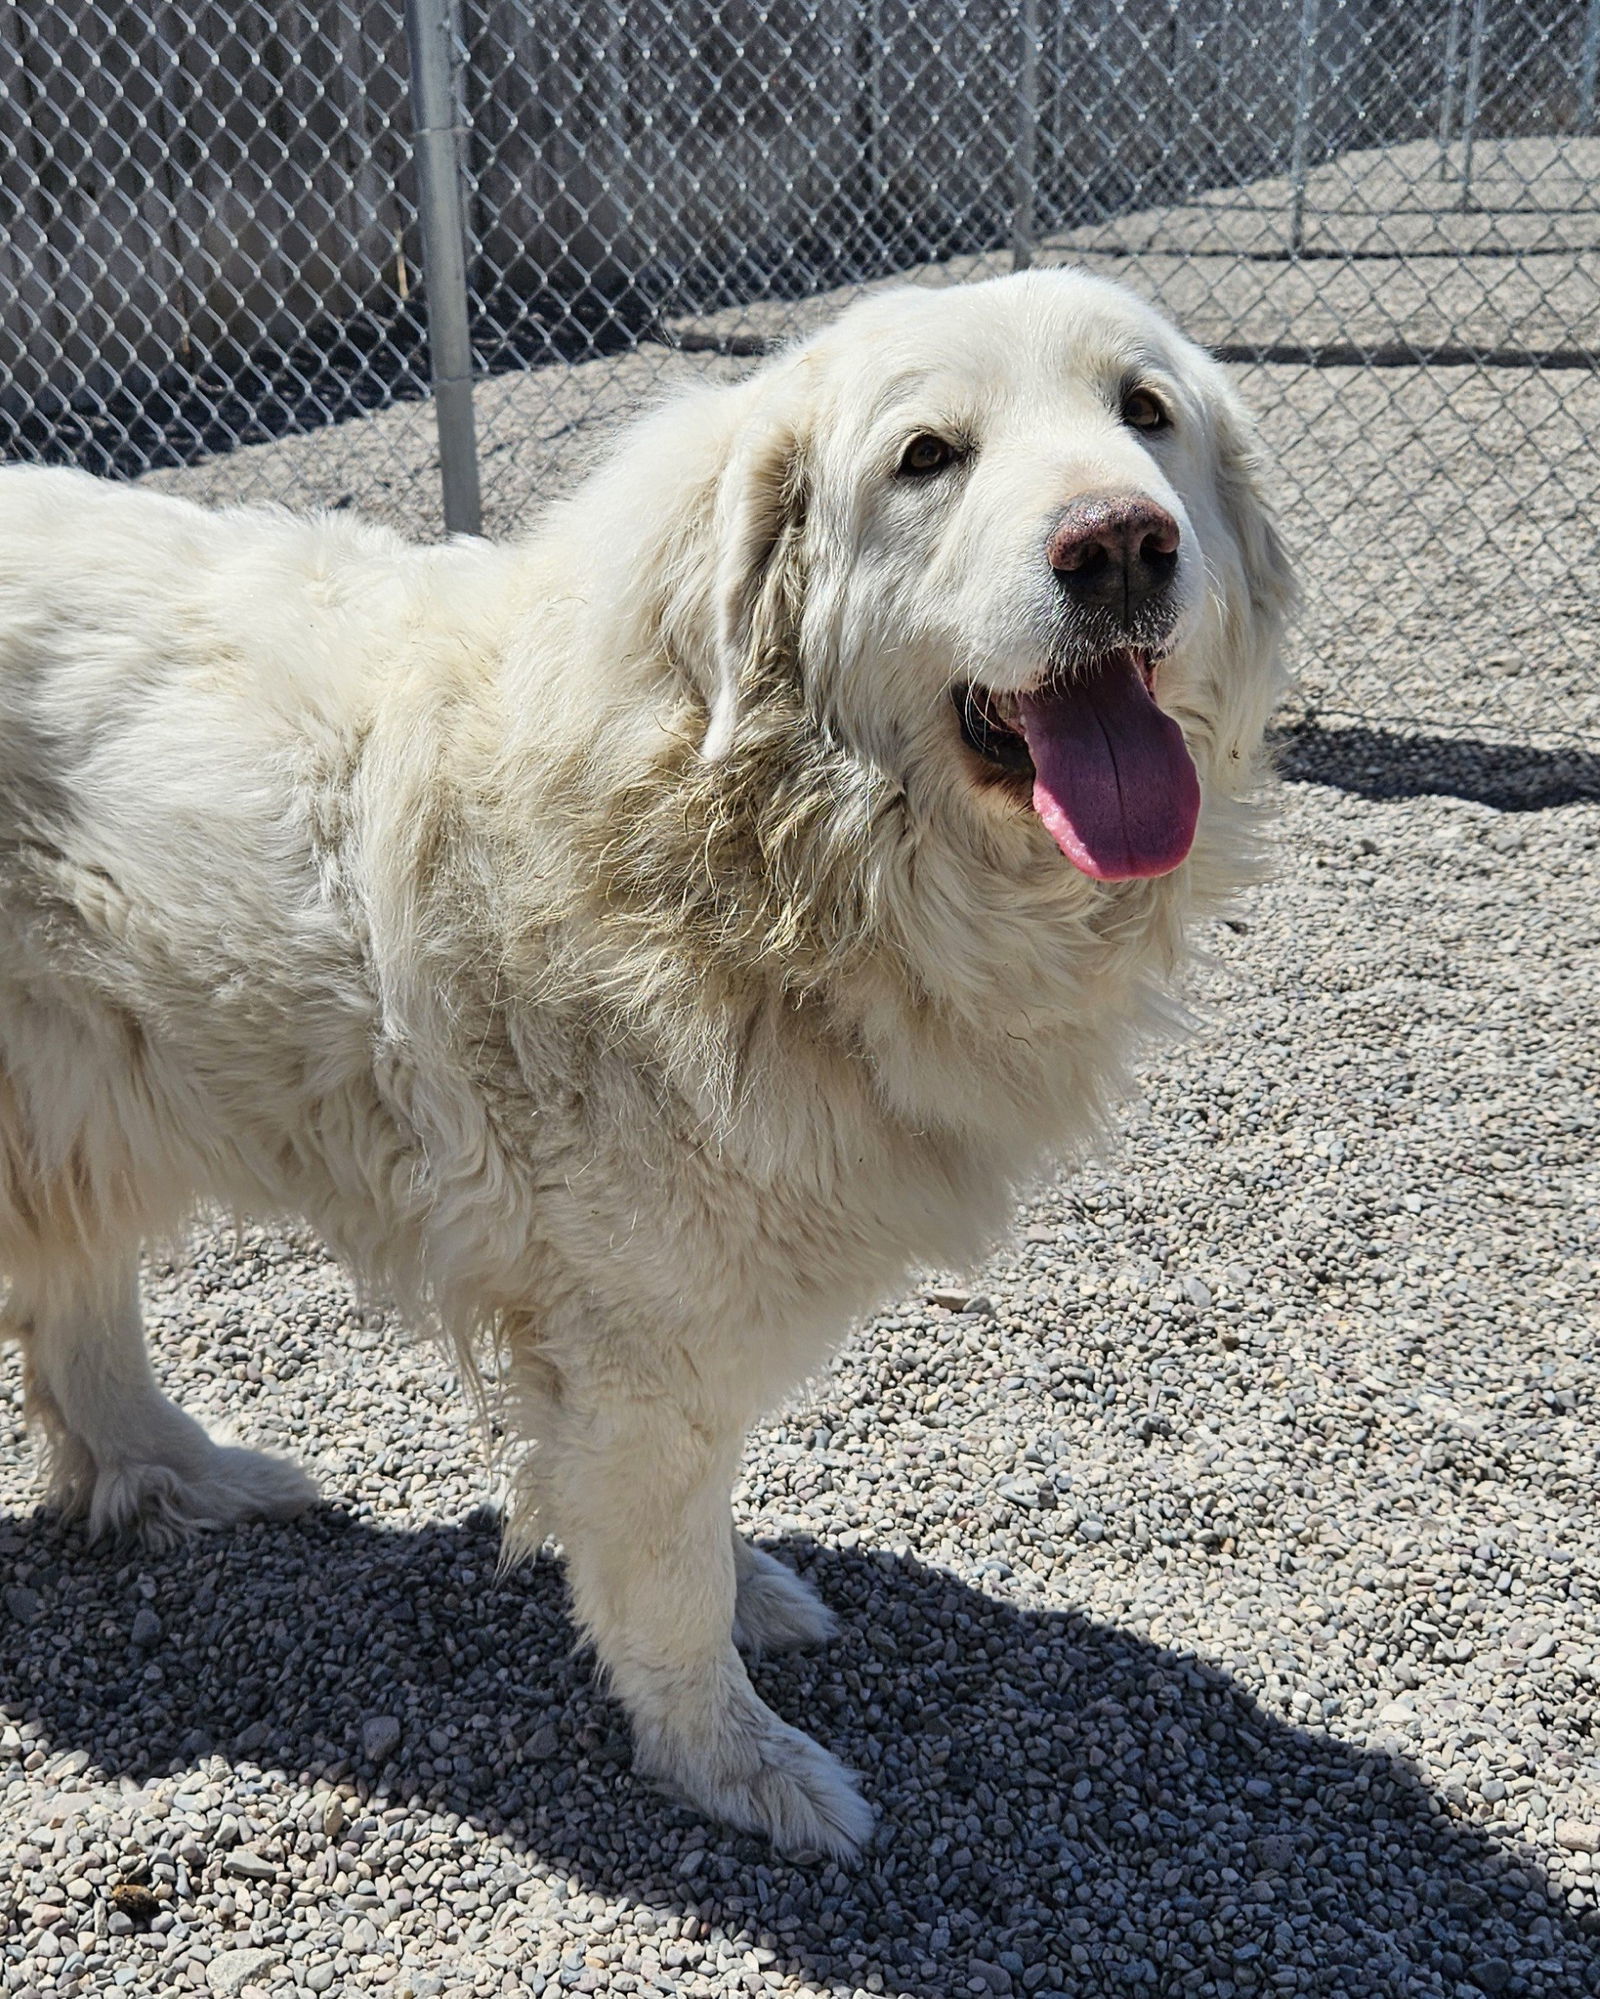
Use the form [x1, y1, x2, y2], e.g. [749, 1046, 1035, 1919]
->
[0, 271, 1291, 1855]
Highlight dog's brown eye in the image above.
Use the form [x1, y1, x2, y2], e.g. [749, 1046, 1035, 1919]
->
[1121, 387, 1170, 433]
[898, 433, 961, 477]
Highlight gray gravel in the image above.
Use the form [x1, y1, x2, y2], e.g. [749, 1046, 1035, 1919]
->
[7, 152, 1600, 1997]
[2, 708, 1598, 1999]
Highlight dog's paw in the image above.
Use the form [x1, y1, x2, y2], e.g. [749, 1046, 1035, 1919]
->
[635, 1685, 872, 1859]
[733, 1543, 838, 1655]
[56, 1444, 319, 1548]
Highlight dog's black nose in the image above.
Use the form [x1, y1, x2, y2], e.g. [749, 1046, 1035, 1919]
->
[1047, 494, 1180, 623]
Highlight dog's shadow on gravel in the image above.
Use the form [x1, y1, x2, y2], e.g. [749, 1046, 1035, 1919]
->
[4, 1506, 1599, 1997]
[1272, 718, 1600, 812]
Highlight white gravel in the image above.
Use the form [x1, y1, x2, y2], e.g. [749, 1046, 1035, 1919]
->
[6, 152, 1600, 1997]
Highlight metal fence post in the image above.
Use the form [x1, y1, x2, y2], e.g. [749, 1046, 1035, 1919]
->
[1288, 0, 1321, 256]
[1438, 0, 1465, 173]
[1011, 0, 1041, 271]
[403, 0, 482, 536]
[1458, 0, 1490, 211]
[862, 0, 888, 222]
[1581, 0, 1600, 133]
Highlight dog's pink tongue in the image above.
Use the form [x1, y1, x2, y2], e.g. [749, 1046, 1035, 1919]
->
[1017, 656, 1201, 880]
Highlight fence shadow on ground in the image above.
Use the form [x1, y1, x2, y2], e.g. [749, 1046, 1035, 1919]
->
[1274, 719, 1600, 812]
[3, 1506, 1598, 1995]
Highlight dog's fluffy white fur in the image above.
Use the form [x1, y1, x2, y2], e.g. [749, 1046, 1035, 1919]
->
[0, 272, 1291, 1854]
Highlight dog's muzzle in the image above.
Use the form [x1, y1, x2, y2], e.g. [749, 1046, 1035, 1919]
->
[1047, 492, 1181, 631]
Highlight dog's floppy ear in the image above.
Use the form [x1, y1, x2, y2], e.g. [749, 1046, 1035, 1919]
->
[1211, 383, 1297, 649]
[701, 394, 810, 761]
[1201, 374, 1298, 769]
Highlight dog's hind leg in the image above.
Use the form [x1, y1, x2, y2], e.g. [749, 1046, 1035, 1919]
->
[731, 1531, 837, 1655]
[539, 1365, 871, 1858]
[10, 1253, 317, 1547]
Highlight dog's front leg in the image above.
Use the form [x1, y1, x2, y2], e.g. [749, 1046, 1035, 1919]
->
[543, 1365, 871, 1858]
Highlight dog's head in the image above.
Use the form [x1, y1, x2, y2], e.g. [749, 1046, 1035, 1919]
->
[679, 270, 1293, 887]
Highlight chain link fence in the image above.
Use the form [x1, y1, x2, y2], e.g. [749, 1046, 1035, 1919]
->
[2, 1, 1597, 759]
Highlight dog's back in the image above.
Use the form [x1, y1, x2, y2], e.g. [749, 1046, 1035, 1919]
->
[0, 469, 502, 1259]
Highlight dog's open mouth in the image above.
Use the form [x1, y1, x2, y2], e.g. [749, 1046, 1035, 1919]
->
[953, 649, 1201, 881]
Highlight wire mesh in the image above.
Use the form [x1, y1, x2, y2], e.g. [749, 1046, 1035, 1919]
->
[2, 0, 1596, 751]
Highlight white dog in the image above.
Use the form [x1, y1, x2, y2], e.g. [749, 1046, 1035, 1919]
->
[0, 271, 1292, 1855]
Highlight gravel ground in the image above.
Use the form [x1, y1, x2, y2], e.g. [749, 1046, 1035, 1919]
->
[6, 134, 1600, 1999]
[2, 742, 1597, 1999]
